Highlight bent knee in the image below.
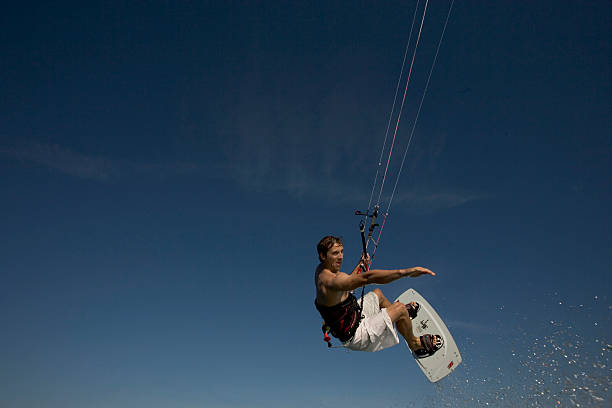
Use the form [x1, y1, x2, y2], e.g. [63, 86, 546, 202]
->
[372, 288, 390, 305]
[387, 301, 405, 313]
[386, 301, 409, 321]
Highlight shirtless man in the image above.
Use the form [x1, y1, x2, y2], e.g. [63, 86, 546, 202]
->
[314, 235, 442, 355]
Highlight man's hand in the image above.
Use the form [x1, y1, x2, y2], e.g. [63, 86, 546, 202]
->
[350, 252, 371, 275]
[360, 252, 371, 268]
[403, 267, 435, 278]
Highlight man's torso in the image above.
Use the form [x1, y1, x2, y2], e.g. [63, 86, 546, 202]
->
[314, 264, 349, 307]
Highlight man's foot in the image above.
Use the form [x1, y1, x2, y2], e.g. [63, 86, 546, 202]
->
[405, 302, 420, 319]
[411, 334, 443, 358]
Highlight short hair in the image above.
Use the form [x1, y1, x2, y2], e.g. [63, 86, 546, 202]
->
[317, 235, 343, 262]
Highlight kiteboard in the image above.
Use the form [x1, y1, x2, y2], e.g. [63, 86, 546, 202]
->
[395, 288, 462, 382]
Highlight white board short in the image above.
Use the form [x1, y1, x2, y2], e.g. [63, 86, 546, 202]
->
[343, 291, 400, 352]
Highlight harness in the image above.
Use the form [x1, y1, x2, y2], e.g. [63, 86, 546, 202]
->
[315, 293, 362, 345]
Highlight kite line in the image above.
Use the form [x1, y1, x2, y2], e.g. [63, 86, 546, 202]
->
[359, 0, 455, 265]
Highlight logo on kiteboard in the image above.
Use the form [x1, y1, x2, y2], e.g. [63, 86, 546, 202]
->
[419, 319, 430, 330]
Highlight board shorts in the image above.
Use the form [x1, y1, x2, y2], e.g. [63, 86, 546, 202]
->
[343, 291, 400, 352]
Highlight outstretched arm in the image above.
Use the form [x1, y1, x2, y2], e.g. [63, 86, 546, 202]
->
[362, 266, 435, 284]
[322, 264, 435, 292]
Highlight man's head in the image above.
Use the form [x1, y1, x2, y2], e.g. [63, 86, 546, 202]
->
[317, 236, 343, 269]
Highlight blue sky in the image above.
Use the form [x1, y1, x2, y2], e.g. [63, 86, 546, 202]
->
[1, 1, 610, 407]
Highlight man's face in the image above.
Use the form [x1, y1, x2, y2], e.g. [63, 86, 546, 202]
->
[323, 243, 343, 271]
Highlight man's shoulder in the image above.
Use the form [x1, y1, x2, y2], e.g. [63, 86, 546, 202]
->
[316, 266, 329, 282]
[317, 267, 349, 284]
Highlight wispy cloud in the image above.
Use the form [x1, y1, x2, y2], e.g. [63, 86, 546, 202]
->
[1, 142, 200, 182]
[2, 143, 119, 182]
[217, 48, 390, 202]
[221, 127, 485, 211]
[216, 63, 487, 212]
[388, 190, 490, 213]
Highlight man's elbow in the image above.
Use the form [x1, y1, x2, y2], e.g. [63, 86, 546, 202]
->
[348, 275, 369, 290]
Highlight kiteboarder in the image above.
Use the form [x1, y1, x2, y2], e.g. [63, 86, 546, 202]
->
[315, 235, 443, 355]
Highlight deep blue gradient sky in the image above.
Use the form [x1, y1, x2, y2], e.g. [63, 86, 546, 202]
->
[1, 1, 610, 407]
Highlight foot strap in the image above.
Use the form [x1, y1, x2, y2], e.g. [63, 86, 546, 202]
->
[405, 302, 420, 319]
[413, 334, 444, 359]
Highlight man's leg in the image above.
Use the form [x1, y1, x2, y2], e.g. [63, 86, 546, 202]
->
[372, 288, 421, 350]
